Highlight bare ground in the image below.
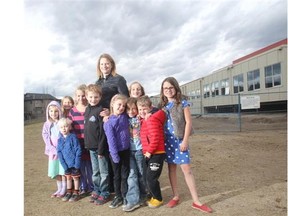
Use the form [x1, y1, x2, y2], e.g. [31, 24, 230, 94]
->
[24, 113, 287, 216]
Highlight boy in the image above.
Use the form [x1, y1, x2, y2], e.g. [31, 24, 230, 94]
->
[84, 84, 111, 205]
[57, 117, 82, 202]
[137, 95, 166, 208]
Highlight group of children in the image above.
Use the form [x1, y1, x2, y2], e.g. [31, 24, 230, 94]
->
[42, 78, 212, 213]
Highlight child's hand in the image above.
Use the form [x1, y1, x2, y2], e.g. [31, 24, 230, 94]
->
[144, 152, 151, 159]
[180, 141, 188, 152]
[103, 116, 109, 122]
[100, 108, 110, 117]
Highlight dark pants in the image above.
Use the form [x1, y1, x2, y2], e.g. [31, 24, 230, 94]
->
[110, 149, 130, 198]
[144, 153, 165, 201]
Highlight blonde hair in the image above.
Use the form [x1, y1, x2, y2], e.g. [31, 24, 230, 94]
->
[74, 84, 88, 105]
[110, 94, 128, 114]
[96, 53, 117, 79]
[85, 84, 102, 96]
[57, 117, 72, 128]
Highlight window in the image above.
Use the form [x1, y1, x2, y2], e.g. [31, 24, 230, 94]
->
[233, 74, 244, 93]
[265, 63, 281, 88]
[220, 78, 229, 95]
[247, 69, 260, 91]
[203, 84, 210, 98]
[211, 81, 219, 97]
[196, 89, 200, 98]
[191, 90, 196, 99]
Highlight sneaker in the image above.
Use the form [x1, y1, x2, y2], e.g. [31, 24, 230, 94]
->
[94, 195, 110, 205]
[123, 203, 140, 212]
[69, 193, 80, 202]
[166, 198, 180, 208]
[147, 198, 163, 208]
[192, 202, 212, 213]
[109, 196, 123, 209]
[62, 193, 72, 202]
[89, 193, 99, 203]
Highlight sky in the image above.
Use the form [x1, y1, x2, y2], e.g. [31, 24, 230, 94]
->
[23, 0, 287, 98]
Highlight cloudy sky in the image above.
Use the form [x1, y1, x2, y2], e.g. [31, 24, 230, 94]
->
[23, 0, 287, 98]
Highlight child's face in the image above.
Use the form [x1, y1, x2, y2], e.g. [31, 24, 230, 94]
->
[87, 91, 101, 106]
[127, 103, 138, 118]
[48, 106, 59, 122]
[59, 124, 70, 136]
[130, 83, 143, 98]
[76, 90, 87, 104]
[137, 105, 152, 119]
[62, 98, 73, 110]
[163, 81, 176, 99]
[112, 99, 126, 116]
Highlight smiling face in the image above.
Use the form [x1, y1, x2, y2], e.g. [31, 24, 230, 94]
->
[130, 83, 143, 98]
[112, 98, 126, 115]
[87, 91, 101, 106]
[162, 81, 176, 100]
[100, 57, 112, 77]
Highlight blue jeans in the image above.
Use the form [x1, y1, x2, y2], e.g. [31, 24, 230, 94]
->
[89, 149, 110, 198]
[126, 150, 147, 205]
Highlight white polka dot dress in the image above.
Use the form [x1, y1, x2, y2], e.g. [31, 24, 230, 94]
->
[164, 100, 191, 164]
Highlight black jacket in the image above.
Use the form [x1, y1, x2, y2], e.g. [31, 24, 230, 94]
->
[95, 73, 129, 108]
[84, 104, 108, 155]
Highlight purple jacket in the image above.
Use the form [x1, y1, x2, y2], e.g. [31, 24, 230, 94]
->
[42, 101, 62, 159]
[103, 113, 130, 163]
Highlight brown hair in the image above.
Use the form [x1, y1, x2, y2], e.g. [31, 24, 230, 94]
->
[159, 77, 183, 108]
[128, 81, 146, 97]
[85, 84, 102, 96]
[61, 96, 74, 117]
[136, 95, 152, 108]
[96, 53, 117, 79]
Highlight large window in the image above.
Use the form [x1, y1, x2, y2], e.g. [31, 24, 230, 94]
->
[233, 74, 244, 93]
[265, 63, 281, 88]
[220, 78, 229, 95]
[211, 81, 219, 97]
[203, 84, 210, 98]
[247, 69, 260, 91]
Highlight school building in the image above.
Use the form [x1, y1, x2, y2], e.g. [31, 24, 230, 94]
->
[152, 38, 287, 115]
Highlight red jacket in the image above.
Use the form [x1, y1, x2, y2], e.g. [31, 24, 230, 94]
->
[140, 109, 166, 155]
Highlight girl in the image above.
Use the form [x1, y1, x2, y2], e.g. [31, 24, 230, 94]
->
[129, 81, 145, 98]
[159, 77, 212, 213]
[103, 94, 130, 209]
[61, 96, 74, 117]
[42, 101, 66, 198]
[68, 84, 94, 195]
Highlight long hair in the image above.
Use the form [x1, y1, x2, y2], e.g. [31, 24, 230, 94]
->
[159, 77, 182, 108]
[96, 53, 117, 79]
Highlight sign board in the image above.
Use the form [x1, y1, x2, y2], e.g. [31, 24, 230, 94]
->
[240, 95, 260, 110]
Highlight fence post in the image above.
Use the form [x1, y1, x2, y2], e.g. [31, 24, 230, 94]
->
[238, 94, 242, 132]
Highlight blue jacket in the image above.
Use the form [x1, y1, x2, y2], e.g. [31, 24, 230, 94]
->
[103, 113, 130, 163]
[57, 133, 82, 171]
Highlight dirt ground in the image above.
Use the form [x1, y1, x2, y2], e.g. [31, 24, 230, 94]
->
[24, 113, 287, 216]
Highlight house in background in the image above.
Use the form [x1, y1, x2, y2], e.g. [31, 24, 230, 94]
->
[24, 93, 61, 121]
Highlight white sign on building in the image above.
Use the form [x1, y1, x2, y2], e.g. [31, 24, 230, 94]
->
[240, 95, 260, 110]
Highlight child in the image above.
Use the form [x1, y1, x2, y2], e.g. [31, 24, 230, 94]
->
[69, 84, 93, 196]
[61, 96, 74, 117]
[159, 77, 212, 213]
[57, 117, 82, 202]
[103, 94, 130, 209]
[123, 97, 147, 212]
[42, 101, 66, 198]
[137, 95, 166, 208]
[84, 84, 111, 205]
[129, 81, 145, 98]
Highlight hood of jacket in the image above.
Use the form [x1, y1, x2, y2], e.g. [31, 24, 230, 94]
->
[45, 100, 62, 121]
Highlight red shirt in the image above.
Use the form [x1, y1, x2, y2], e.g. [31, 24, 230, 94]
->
[140, 109, 166, 155]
